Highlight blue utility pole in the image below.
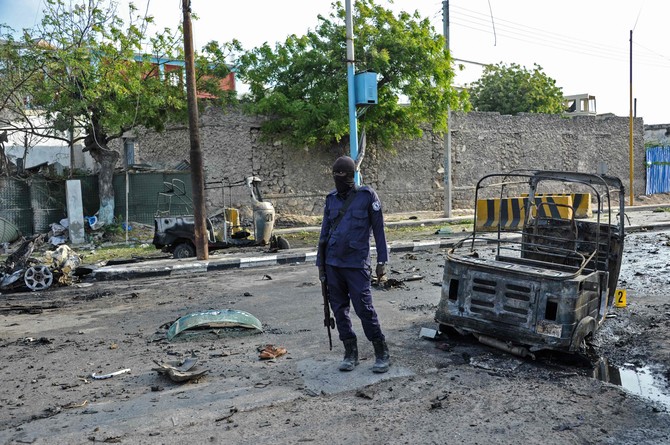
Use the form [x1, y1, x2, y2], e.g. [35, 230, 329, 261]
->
[345, 0, 360, 185]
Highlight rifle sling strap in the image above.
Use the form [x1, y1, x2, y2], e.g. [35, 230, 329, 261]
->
[328, 188, 358, 237]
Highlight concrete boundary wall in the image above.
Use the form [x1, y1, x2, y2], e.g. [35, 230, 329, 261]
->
[133, 108, 645, 217]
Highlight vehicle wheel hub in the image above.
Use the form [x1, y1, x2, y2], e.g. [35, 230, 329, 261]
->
[24, 265, 54, 291]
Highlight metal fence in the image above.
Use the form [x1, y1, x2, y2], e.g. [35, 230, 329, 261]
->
[0, 172, 191, 237]
[646, 146, 670, 194]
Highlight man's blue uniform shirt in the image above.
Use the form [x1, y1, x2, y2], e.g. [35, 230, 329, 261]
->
[316, 186, 388, 269]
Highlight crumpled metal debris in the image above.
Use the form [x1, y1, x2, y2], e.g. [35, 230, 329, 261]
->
[0, 236, 82, 291]
[378, 275, 425, 289]
[1, 235, 42, 290]
[43, 245, 81, 285]
[152, 356, 208, 382]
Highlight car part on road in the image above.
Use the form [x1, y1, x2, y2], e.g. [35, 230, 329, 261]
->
[167, 309, 263, 341]
[153, 356, 208, 382]
[1, 237, 81, 292]
[24, 265, 53, 291]
[435, 170, 626, 355]
[474, 333, 536, 359]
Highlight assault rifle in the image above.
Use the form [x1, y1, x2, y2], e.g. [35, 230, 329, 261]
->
[318, 241, 335, 350]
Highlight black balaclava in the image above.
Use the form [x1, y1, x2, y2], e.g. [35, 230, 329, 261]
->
[332, 156, 356, 195]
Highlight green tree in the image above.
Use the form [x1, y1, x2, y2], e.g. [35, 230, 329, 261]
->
[0, 0, 237, 224]
[469, 62, 564, 115]
[236, 0, 468, 149]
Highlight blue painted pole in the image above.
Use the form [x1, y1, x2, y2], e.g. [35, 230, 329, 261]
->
[345, 0, 360, 185]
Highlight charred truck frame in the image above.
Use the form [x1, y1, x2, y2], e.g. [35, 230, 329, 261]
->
[152, 177, 288, 258]
[435, 171, 625, 357]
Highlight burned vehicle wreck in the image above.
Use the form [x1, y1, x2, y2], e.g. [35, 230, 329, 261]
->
[1, 236, 80, 292]
[152, 177, 289, 258]
[435, 171, 625, 357]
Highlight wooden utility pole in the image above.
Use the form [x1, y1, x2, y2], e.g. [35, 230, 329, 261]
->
[182, 0, 208, 259]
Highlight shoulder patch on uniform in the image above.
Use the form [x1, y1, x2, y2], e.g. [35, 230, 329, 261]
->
[372, 200, 381, 211]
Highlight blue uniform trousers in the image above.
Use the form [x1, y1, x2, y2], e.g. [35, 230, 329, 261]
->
[325, 265, 384, 342]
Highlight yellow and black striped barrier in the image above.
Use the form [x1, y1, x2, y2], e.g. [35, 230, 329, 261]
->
[476, 195, 575, 231]
[522, 193, 592, 218]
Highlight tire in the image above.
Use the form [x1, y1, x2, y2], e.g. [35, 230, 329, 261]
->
[173, 242, 196, 259]
[276, 236, 290, 250]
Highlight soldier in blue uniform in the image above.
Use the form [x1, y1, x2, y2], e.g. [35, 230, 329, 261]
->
[316, 156, 390, 373]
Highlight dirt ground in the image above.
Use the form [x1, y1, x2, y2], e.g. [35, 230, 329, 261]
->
[0, 227, 669, 444]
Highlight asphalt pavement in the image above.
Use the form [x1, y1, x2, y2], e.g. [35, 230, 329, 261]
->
[84, 204, 670, 282]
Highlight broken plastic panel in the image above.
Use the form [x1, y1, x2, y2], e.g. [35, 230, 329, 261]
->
[167, 309, 263, 341]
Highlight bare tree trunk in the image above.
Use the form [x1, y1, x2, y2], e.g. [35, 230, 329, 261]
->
[89, 146, 119, 225]
[84, 116, 119, 225]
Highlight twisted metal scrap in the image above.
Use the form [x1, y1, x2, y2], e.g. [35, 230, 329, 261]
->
[152, 356, 208, 382]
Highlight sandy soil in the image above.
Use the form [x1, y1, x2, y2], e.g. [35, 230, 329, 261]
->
[0, 229, 669, 444]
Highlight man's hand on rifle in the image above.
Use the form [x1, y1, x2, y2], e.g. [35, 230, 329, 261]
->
[376, 262, 387, 284]
[318, 265, 326, 283]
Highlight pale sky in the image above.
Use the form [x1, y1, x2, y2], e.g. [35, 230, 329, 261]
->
[2, 0, 669, 124]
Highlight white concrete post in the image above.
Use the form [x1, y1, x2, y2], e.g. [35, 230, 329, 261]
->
[66, 180, 86, 245]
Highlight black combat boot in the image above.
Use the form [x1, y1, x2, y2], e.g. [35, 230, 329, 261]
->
[371, 339, 390, 373]
[339, 338, 359, 371]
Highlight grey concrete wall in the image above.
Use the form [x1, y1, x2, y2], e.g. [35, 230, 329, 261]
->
[450, 112, 646, 208]
[645, 124, 670, 147]
[133, 107, 646, 216]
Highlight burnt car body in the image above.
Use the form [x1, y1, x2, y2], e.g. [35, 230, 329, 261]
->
[152, 177, 288, 259]
[435, 171, 625, 356]
[1, 236, 79, 292]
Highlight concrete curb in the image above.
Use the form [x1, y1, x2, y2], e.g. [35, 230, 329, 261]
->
[85, 217, 670, 282]
[86, 239, 461, 281]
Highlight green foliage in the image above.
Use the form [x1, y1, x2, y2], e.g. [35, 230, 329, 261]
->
[468, 62, 565, 115]
[0, 0, 237, 145]
[0, 0, 236, 223]
[645, 142, 664, 149]
[236, 0, 468, 149]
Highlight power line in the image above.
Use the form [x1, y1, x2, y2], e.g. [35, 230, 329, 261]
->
[452, 17, 633, 64]
[452, 5, 624, 54]
[446, 4, 670, 69]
